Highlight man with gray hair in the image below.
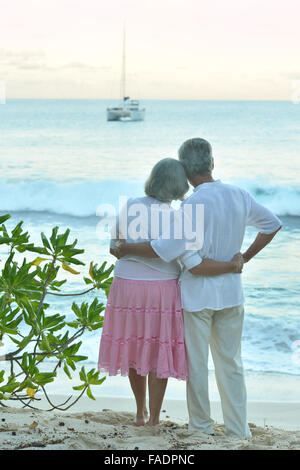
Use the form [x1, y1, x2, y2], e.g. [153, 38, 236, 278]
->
[116, 138, 281, 438]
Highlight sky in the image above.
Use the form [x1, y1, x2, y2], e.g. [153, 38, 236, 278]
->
[0, 0, 299, 100]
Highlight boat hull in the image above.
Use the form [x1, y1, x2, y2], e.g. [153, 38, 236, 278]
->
[107, 108, 145, 122]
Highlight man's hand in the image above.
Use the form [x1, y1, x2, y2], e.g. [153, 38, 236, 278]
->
[242, 253, 250, 263]
[110, 240, 158, 259]
[242, 227, 282, 264]
[231, 253, 244, 273]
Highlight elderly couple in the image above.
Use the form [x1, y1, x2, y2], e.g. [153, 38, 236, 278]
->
[98, 138, 281, 438]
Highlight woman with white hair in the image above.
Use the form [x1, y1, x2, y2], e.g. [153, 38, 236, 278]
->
[98, 158, 243, 427]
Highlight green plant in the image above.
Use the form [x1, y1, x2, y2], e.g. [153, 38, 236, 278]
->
[0, 214, 113, 410]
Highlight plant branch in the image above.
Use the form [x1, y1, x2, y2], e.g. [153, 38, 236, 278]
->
[47, 286, 96, 297]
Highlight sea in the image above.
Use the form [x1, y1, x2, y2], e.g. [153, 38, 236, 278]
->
[0, 99, 299, 402]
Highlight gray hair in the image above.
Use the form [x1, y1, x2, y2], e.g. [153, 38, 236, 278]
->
[144, 158, 189, 202]
[178, 138, 213, 178]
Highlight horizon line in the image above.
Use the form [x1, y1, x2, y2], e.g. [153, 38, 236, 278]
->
[3, 98, 293, 102]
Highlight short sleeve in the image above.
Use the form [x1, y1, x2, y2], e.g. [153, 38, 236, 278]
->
[151, 237, 186, 263]
[150, 206, 202, 262]
[179, 250, 203, 270]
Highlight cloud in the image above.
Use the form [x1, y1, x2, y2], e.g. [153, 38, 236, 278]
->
[0, 49, 110, 73]
[0, 48, 45, 61]
[59, 62, 111, 71]
[63, 61, 95, 70]
[281, 72, 300, 80]
[0, 48, 47, 71]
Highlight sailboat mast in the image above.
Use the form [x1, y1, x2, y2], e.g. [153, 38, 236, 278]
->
[122, 27, 126, 101]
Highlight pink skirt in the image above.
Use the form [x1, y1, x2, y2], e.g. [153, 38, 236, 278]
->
[98, 277, 188, 380]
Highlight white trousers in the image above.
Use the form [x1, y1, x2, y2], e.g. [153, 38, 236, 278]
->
[183, 305, 252, 438]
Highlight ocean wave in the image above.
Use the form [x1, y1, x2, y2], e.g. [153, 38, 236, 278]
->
[0, 179, 299, 218]
[239, 181, 300, 218]
[0, 179, 144, 217]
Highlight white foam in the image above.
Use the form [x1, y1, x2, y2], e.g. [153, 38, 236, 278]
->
[0, 178, 299, 217]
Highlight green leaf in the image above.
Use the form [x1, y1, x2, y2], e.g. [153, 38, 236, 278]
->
[34, 372, 56, 385]
[86, 386, 96, 400]
[39, 334, 52, 352]
[0, 381, 20, 393]
[0, 325, 18, 335]
[0, 214, 11, 224]
[24, 246, 49, 254]
[50, 226, 59, 248]
[72, 384, 85, 391]
[41, 232, 51, 251]
[79, 366, 87, 382]
[63, 363, 72, 380]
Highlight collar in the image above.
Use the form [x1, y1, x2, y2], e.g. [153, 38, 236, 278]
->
[193, 179, 222, 192]
[148, 196, 171, 207]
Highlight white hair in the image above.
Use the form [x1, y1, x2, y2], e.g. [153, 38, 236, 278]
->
[178, 138, 213, 178]
[145, 158, 189, 202]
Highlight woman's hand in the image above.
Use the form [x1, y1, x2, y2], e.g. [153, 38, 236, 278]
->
[188, 254, 244, 276]
[110, 240, 126, 259]
[231, 253, 244, 273]
[110, 247, 120, 259]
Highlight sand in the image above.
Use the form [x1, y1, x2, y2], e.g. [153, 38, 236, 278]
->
[0, 396, 300, 450]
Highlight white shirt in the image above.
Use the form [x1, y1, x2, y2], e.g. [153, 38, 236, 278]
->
[111, 196, 181, 280]
[151, 180, 282, 312]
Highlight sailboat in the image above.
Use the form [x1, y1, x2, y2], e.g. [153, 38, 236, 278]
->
[107, 29, 145, 122]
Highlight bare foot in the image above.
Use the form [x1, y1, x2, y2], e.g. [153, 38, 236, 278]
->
[146, 418, 160, 426]
[135, 416, 146, 426]
[134, 406, 149, 426]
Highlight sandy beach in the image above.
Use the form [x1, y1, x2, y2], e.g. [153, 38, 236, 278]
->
[1, 396, 299, 450]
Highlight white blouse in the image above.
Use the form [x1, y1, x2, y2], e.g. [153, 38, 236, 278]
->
[114, 260, 178, 281]
[111, 196, 181, 281]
